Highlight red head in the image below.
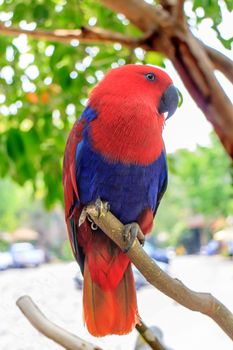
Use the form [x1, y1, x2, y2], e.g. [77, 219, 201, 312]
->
[88, 64, 178, 165]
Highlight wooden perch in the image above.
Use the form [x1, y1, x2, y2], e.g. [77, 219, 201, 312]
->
[16, 295, 102, 350]
[16, 206, 233, 348]
[86, 203, 233, 342]
[16, 296, 165, 350]
[136, 321, 167, 350]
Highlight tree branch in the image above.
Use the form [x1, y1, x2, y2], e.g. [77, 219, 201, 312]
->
[202, 43, 233, 84]
[17, 296, 166, 350]
[0, 24, 138, 48]
[170, 33, 233, 157]
[86, 203, 233, 342]
[1, 2, 233, 157]
[99, 0, 233, 158]
[100, 0, 171, 32]
[175, 0, 186, 23]
[16, 295, 102, 350]
[136, 321, 167, 350]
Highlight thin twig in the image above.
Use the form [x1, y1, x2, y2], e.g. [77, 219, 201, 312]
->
[86, 203, 233, 342]
[136, 321, 167, 350]
[16, 295, 102, 350]
[0, 24, 138, 48]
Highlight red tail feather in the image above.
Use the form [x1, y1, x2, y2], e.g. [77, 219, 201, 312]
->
[82, 233, 139, 336]
[83, 260, 138, 336]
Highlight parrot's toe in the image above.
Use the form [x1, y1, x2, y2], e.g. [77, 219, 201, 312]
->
[95, 198, 110, 218]
[123, 223, 145, 253]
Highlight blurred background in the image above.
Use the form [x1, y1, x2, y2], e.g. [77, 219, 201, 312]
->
[0, 1, 232, 350]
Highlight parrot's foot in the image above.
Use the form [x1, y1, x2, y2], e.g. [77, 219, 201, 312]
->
[94, 197, 110, 218]
[79, 199, 110, 230]
[123, 223, 145, 253]
[87, 198, 110, 231]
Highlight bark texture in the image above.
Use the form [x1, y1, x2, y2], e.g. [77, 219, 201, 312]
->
[100, 0, 233, 158]
[17, 296, 165, 350]
[86, 204, 233, 342]
[16, 295, 102, 350]
[0, 0, 233, 155]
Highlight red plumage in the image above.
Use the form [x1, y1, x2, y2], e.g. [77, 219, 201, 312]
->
[89, 65, 171, 165]
[63, 119, 84, 256]
[63, 64, 178, 337]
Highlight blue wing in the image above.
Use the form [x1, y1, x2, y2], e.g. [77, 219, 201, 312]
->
[153, 150, 167, 216]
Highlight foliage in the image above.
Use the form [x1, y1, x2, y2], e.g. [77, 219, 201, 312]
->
[0, 240, 10, 251]
[0, 1, 232, 207]
[172, 135, 233, 216]
[154, 134, 233, 244]
[60, 239, 74, 261]
[192, 0, 233, 49]
[0, 178, 32, 232]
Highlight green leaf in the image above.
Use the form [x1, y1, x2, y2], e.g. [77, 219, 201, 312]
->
[192, 0, 203, 11]
[145, 52, 165, 67]
[6, 129, 25, 162]
[33, 4, 49, 22]
[224, 0, 233, 11]
[177, 89, 183, 107]
[56, 66, 72, 89]
[193, 0, 222, 26]
[13, 3, 28, 21]
[22, 128, 40, 160]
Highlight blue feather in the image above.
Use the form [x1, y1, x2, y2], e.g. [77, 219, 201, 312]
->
[76, 107, 167, 224]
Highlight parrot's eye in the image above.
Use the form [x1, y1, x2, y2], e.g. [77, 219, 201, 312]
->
[145, 72, 156, 81]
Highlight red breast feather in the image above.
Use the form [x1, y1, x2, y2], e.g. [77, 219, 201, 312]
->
[89, 64, 173, 165]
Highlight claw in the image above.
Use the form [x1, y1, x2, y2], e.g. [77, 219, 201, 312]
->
[79, 199, 110, 231]
[104, 201, 110, 212]
[87, 215, 98, 230]
[95, 198, 110, 218]
[123, 222, 145, 253]
[79, 208, 87, 227]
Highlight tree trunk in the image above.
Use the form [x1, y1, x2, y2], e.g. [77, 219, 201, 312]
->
[1, 0, 232, 157]
[100, 0, 233, 158]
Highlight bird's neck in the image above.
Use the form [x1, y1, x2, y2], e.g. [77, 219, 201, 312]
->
[87, 101, 164, 165]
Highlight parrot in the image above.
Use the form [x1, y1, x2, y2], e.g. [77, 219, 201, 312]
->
[63, 64, 178, 337]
